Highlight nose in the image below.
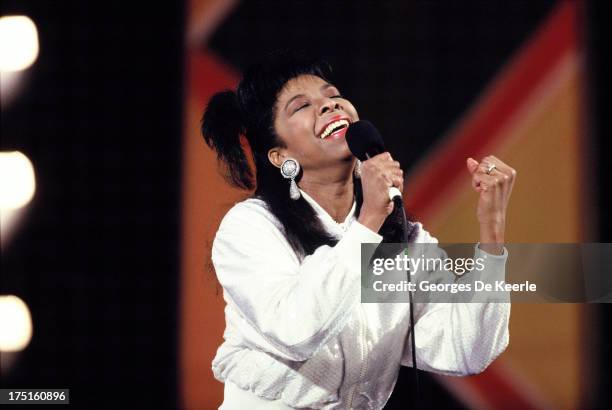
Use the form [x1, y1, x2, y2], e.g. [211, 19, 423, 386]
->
[319, 98, 340, 116]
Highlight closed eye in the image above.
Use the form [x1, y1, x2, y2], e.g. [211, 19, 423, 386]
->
[294, 103, 309, 113]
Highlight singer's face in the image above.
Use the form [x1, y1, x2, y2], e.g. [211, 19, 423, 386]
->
[272, 75, 359, 171]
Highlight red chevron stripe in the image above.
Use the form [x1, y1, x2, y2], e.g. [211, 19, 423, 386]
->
[406, 1, 578, 223]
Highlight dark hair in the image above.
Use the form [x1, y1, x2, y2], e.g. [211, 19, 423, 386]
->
[201, 50, 416, 259]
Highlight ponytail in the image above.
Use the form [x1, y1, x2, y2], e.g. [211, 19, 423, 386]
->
[201, 90, 254, 190]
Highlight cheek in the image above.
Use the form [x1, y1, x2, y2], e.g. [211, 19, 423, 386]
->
[274, 117, 316, 152]
[346, 103, 359, 120]
[292, 116, 314, 137]
[290, 122, 319, 155]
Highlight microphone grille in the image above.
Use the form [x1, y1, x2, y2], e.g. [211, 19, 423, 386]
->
[345, 120, 385, 161]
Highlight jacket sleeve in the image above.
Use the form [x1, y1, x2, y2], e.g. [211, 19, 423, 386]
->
[212, 201, 383, 362]
[400, 226, 511, 376]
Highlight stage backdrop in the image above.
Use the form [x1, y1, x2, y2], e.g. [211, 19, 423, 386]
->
[180, 1, 595, 409]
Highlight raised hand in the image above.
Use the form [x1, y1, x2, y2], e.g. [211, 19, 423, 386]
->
[466, 155, 517, 254]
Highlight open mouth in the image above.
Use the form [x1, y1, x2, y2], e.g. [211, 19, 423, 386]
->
[319, 119, 350, 139]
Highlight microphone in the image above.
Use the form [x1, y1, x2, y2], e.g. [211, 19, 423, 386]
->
[346, 120, 402, 201]
[347, 120, 420, 408]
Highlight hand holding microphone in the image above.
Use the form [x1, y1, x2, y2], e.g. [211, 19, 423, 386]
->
[358, 152, 404, 232]
[346, 120, 404, 233]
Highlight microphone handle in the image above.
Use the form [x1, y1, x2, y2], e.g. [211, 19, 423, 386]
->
[389, 187, 402, 201]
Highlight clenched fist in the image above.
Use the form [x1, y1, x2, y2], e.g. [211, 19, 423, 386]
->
[466, 155, 517, 254]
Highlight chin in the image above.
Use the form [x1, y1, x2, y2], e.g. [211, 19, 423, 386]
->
[338, 146, 354, 162]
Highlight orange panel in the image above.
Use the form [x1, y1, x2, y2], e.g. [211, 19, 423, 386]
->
[180, 52, 243, 410]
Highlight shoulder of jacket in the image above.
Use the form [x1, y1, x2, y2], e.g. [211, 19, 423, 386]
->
[219, 197, 282, 233]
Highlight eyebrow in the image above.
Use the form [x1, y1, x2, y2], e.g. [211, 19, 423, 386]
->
[284, 83, 336, 111]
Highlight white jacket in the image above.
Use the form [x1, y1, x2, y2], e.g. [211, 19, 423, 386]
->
[211, 191, 510, 409]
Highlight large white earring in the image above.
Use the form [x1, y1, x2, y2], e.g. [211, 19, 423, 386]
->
[280, 158, 301, 200]
[354, 159, 362, 179]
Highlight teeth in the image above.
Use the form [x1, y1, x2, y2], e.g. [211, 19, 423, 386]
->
[320, 119, 349, 139]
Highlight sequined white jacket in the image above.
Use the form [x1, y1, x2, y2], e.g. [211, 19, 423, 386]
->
[211, 192, 510, 409]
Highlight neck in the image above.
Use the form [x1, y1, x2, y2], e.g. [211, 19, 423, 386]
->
[299, 162, 355, 223]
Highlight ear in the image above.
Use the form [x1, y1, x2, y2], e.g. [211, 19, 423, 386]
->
[267, 147, 284, 168]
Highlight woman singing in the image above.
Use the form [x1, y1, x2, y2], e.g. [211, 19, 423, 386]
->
[201, 51, 516, 409]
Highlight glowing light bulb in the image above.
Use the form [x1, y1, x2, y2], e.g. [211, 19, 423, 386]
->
[0, 295, 33, 352]
[0, 151, 36, 209]
[0, 15, 39, 72]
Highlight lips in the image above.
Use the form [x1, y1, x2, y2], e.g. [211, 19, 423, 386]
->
[317, 116, 351, 140]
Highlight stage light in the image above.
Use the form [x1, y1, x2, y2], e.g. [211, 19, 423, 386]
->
[0, 16, 39, 72]
[0, 152, 36, 246]
[0, 151, 36, 210]
[0, 295, 33, 352]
